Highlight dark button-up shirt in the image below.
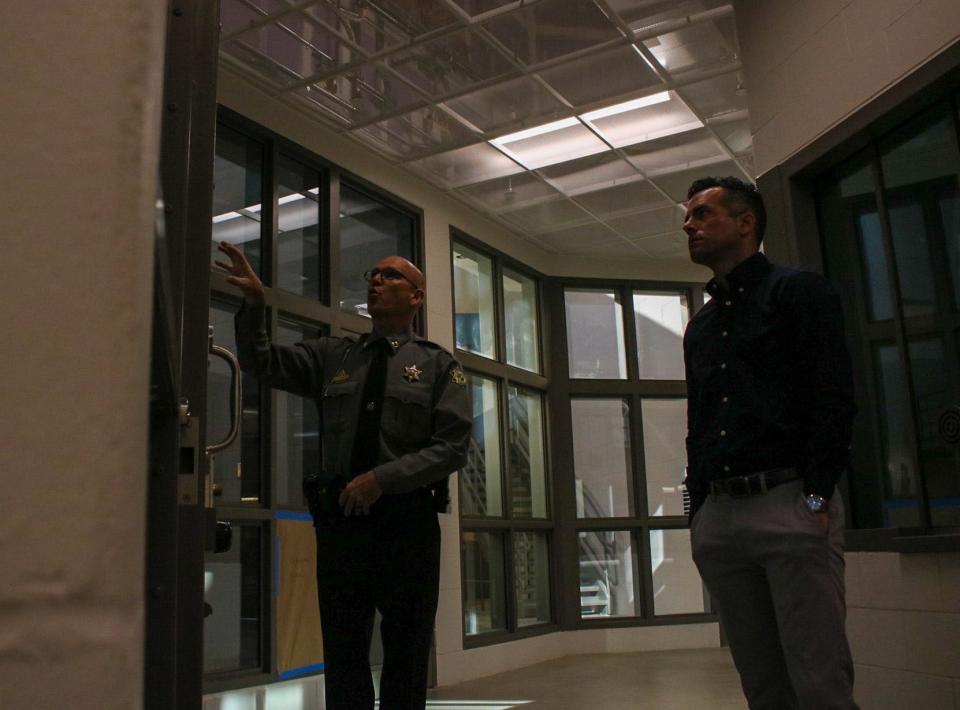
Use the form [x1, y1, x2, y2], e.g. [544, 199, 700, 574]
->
[683, 252, 855, 517]
[234, 303, 471, 503]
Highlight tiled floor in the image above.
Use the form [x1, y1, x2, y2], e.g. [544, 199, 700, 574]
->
[429, 648, 747, 710]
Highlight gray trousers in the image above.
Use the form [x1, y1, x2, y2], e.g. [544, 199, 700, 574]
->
[691, 480, 859, 710]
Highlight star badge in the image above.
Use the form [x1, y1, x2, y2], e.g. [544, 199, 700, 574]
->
[450, 368, 467, 386]
[390, 338, 401, 349]
[403, 364, 422, 382]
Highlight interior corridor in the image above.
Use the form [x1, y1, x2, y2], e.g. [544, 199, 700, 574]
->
[429, 648, 746, 709]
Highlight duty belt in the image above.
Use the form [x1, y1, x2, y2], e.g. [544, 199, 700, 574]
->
[709, 467, 800, 498]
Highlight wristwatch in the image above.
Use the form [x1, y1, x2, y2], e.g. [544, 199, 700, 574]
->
[804, 493, 828, 513]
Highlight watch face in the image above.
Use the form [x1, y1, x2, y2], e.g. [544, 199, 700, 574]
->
[805, 495, 826, 513]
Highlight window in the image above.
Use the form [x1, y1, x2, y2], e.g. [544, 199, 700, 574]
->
[561, 281, 707, 622]
[817, 95, 960, 529]
[453, 232, 552, 643]
[205, 109, 423, 688]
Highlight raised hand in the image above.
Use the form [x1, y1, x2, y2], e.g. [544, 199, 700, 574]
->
[215, 241, 265, 304]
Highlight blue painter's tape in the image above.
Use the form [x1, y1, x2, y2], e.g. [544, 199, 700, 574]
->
[275, 511, 314, 522]
[279, 663, 325, 680]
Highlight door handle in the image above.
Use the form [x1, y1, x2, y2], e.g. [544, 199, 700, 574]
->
[206, 325, 242, 456]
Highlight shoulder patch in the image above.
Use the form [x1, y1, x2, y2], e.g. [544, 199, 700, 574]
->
[450, 367, 467, 386]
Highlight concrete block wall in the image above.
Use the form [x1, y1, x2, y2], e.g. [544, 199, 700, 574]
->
[845, 551, 960, 709]
[735, 0, 960, 176]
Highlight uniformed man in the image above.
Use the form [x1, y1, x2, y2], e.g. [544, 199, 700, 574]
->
[217, 241, 471, 710]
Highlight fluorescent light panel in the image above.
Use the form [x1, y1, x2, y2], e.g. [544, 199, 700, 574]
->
[581, 91, 670, 121]
[490, 117, 580, 146]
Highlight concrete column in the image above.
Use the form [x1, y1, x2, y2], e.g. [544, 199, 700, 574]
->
[0, 2, 167, 708]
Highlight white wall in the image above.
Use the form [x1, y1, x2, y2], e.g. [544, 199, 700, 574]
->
[0, 2, 166, 709]
[735, 0, 960, 176]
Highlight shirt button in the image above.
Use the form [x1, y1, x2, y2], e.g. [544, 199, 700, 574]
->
[724, 300, 732, 306]
[720, 362, 727, 369]
[738, 287, 744, 293]
[723, 465, 730, 472]
[720, 430, 727, 437]
[722, 331, 728, 337]
[722, 396, 729, 403]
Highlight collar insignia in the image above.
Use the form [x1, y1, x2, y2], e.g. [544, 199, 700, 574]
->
[403, 364, 422, 382]
[390, 338, 401, 349]
[331, 369, 350, 384]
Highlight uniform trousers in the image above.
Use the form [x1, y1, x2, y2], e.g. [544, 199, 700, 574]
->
[315, 494, 441, 710]
[691, 480, 858, 710]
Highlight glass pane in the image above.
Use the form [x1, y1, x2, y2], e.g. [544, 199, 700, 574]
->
[880, 105, 960, 317]
[453, 243, 497, 359]
[508, 386, 548, 518]
[940, 192, 960, 308]
[212, 125, 263, 276]
[855, 210, 895, 321]
[572, 399, 632, 518]
[204, 524, 263, 673]
[649, 529, 705, 615]
[874, 343, 922, 526]
[461, 374, 503, 517]
[462, 531, 507, 635]
[339, 184, 414, 316]
[642, 399, 688, 517]
[276, 157, 321, 299]
[513, 532, 551, 627]
[208, 301, 262, 504]
[503, 268, 539, 372]
[633, 291, 688, 379]
[565, 289, 627, 379]
[887, 200, 937, 316]
[274, 319, 323, 508]
[908, 337, 960, 526]
[578, 530, 639, 618]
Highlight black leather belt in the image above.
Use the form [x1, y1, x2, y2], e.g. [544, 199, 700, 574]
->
[709, 467, 800, 498]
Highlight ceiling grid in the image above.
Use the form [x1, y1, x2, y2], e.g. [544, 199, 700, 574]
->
[218, 0, 754, 263]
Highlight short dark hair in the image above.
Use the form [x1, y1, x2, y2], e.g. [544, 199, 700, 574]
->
[687, 176, 766, 245]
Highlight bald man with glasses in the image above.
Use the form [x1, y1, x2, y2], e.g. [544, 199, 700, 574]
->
[218, 243, 472, 710]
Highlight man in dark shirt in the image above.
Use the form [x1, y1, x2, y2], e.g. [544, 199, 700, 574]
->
[683, 177, 859, 709]
[217, 241, 472, 710]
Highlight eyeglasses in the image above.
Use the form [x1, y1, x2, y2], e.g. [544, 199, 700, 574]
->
[363, 267, 418, 288]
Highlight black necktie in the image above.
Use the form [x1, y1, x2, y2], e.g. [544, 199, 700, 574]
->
[349, 339, 389, 475]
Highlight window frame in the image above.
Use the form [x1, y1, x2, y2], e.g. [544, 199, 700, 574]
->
[451, 228, 558, 648]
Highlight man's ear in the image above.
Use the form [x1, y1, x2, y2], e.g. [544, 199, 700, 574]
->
[410, 288, 425, 307]
[738, 210, 756, 239]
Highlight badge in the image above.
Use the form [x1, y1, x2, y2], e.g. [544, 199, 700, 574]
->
[450, 368, 467, 386]
[390, 338, 401, 349]
[331, 369, 350, 384]
[403, 364, 422, 382]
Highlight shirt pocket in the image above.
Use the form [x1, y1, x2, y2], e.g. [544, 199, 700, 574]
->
[382, 383, 432, 446]
[321, 381, 358, 431]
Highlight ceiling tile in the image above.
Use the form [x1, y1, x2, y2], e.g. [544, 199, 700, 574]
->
[573, 180, 671, 217]
[537, 44, 663, 107]
[631, 230, 690, 260]
[408, 142, 523, 188]
[223, 14, 364, 86]
[642, 17, 738, 76]
[481, 0, 621, 67]
[583, 91, 702, 148]
[355, 106, 477, 155]
[450, 0, 520, 17]
[500, 198, 591, 233]
[386, 28, 515, 99]
[443, 75, 567, 133]
[303, 1, 410, 55]
[299, 63, 426, 125]
[677, 70, 748, 121]
[534, 221, 627, 253]
[623, 128, 727, 177]
[650, 158, 749, 201]
[711, 115, 752, 154]
[606, 205, 684, 237]
[539, 152, 637, 195]
[220, 0, 288, 36]
[459, 173, 561, 212]
[614, 0, 727, 28]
